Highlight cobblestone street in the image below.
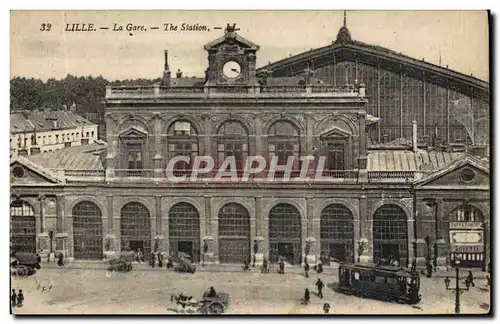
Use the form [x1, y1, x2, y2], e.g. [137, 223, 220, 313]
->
[11, 264, 491, 315]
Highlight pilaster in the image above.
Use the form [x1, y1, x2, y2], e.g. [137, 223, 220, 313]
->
[359, 195, 371, 263]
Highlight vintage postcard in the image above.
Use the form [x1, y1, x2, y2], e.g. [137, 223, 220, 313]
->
[9, 10, 491, 315]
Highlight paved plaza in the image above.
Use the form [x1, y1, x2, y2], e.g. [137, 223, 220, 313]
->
[11, 264, 490, 315]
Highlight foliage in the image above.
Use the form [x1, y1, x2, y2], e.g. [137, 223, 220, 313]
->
[10, 75, 162, 113]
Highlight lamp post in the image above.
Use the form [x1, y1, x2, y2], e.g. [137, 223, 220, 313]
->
[446, 256, 468, 314]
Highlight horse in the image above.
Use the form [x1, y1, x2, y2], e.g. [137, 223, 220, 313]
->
[170, 293, 199, 313]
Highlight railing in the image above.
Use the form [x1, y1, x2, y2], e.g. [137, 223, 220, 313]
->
[65, 170, 106, 177]
[323, 170, 359, 179]
[114, 169, 155, 178]
[368, 171, 416, 181]
[105, 84, 365, 99]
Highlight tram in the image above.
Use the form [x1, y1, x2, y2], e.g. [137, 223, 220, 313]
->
[335, 263, 422, 304]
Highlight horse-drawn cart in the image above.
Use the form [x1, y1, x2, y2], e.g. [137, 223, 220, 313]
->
[10, 252, 41, 278]
[171, 290, 230, 314]
[107, 251, 134, 272]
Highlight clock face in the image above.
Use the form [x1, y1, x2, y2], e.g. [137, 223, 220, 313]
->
[222, 60, 242, 79]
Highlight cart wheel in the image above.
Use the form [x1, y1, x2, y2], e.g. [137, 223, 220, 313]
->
[207, 301, 224, 314]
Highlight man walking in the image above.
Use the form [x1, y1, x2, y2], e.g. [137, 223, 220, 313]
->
[466, 271, 475, 289]
[316, 278, 325, 298]
[252, 240, 259, 268]
[444, 277, 451, 290]
[11, 289, 17, 309]
[304, 260, 310, 278]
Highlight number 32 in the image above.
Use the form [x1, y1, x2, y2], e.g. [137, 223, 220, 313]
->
[40, 23, 52, 31]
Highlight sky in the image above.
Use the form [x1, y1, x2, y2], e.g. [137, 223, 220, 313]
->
[10, 10, 490, 82]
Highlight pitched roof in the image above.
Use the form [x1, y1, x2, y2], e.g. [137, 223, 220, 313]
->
[413, 154, 489, 186]
[10, 110, 96, 134]
[26, 142, 106, 171]
[367, 150, 465, 172]
[257, 26, 489, 96]
[204, 32, 260, 51]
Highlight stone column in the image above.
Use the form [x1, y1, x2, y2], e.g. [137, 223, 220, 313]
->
[203, 196, 215, 264]
[484, 219, 490, 272]
[105, 114, 116, 179]
[153, 113, 163, 178]
[37, 195, 50, 260]
[161, 198, 170, 257]
[104, 194, 117, 260]
[253, 196, 265, 266]
[435, 199, 447, 268]
[353, 202, 361, 264]
[407, 214, 415, 268]
[359, 195, 371, 263]
[154, 195, 164, 253]
[357, 113, 368, 183]
[55, 194, 68, 258]
[305, 197, 316, 264]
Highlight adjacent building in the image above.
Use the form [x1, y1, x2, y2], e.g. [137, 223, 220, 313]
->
[10, 103, 99, 157]
[10, 22, 490, 270]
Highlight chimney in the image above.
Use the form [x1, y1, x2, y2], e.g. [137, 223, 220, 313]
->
[162, 50, 171, 86]
[176, 69, 182, 78]
[412, 120, 418, 152]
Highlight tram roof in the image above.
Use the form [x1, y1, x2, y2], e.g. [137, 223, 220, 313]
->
[339, 263, 416, 277]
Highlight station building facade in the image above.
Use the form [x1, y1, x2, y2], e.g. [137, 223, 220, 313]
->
[10, 24, 490, 270]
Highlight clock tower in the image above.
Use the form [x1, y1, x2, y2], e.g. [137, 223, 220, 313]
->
[204, 23, 260, 86]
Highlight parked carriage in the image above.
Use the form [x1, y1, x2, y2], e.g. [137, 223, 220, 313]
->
[107, 252, 134, 273]
[10, 252, 41, 278]
[335, 262, 422, 304]
[167, 252, 197, 274]
[170, 290, 230, 314]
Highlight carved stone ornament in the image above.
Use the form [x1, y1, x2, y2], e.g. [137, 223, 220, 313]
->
[297, 116, 305, 122]
[109, 114, 121, 122]
[349, 114, 359, 122]
[211, 116, 218, 122]
[262, 114, 272, 122]
[313, 115, 322, 122]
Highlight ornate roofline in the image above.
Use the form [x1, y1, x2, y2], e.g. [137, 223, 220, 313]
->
[256, 30, 489, 96]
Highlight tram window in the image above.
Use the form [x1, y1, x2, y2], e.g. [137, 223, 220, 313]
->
[387, 277, 397, 285]
[354, 272, 360, 280]
[375, 276, 386, 284]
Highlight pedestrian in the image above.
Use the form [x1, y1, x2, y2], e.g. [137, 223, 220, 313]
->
[17, 290, 24, 308]
[444, 276, 451, 290]
[242, 260, 250, 271]
[316, 278, 324, 298]
[323, 302, 330, 314]
[11, 289, 17, 308]
[252, 240, 259, 268]
[411, 258, 417, 272]
[279, 258, 285, 274]
[466, 271, 475, 289]
[151, 253, 156, 268]
[303, 288, 310, 305]
[166, 257, 173, 269]
[261, 259, 269, 273]
[486, 275, 491, 287]
[304, 261, 310, 278]
[57, 252, 65, 267]
[426, 262, 433, 278]
[158, 252, 164, 268]
[137, 249, 144, 264]
[317, 261, 324, 274]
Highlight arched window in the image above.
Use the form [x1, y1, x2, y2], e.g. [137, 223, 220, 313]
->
[268, 203, 302, 264]
[267, 121, 300, 176]
[120, 202, 151, 257]
[10, 200, 36, 254]
[72, 201, 103, 260]
[166, 120, 199, 175]
[169, 203, 200, 262]
[218, 203, 250, 264]
[320, 204, 354, 264]
[373, 204, 408, 265]
[216, 120, 249, 172]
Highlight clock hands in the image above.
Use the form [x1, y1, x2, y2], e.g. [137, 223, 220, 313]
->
[230, 68, 240, 74]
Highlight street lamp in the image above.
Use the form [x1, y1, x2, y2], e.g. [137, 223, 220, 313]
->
[445, 255, 468, 314]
